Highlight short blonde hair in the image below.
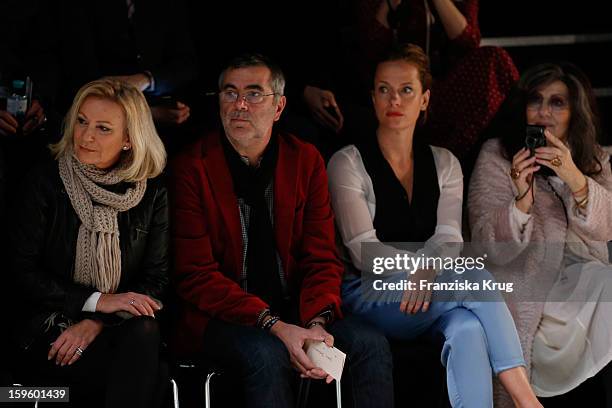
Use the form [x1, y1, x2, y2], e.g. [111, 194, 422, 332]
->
[51, 78, 166, 181]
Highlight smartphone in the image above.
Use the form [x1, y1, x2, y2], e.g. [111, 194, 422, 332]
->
[525, 125, 546, 155]
[525, 124, 555, 176]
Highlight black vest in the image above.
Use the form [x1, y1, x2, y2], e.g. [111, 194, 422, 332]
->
[356, 136, 440, 247]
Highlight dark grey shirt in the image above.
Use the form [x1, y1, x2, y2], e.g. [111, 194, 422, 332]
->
[236, 156, 287, 295]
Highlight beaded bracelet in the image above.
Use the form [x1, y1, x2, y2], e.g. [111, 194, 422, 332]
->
[263, 316, 280, 331]
[256, 308, 271, 329]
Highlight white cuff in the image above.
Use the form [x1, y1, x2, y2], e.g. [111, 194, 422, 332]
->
[511, 201, 532, 239]
[82, 292, 102, 312]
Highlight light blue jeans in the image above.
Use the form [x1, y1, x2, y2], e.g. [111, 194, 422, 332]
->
[342, 267, 525, 408]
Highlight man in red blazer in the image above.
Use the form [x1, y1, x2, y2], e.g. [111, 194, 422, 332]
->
[171, 53, 393, 407]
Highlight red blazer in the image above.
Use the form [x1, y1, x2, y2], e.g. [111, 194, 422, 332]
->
[170, 130, 344, 354]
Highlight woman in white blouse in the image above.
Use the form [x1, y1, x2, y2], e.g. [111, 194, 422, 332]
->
[327, 43, 541, 408]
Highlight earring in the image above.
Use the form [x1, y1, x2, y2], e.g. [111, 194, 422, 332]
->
[122, 145, 130, 151]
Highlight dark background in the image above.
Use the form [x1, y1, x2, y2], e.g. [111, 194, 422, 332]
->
[479, 1, 611, 142]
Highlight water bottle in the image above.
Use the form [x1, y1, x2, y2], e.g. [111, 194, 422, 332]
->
[6, 80, 28, 125]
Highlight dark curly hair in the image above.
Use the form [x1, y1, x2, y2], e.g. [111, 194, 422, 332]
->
[492, 62, 603, 176]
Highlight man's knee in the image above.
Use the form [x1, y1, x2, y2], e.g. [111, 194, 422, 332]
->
[229, 333, 292, 379]
[332, 316, 393, 369]
[249, 337, 291, 376]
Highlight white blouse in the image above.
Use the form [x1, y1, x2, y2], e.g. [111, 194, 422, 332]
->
[327, 144, 464, 274]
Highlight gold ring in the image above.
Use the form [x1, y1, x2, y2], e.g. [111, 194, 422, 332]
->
[510, 168, 521, 179]
[551, 156, 562, 167]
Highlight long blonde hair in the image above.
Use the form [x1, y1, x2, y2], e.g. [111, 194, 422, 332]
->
[51, 78, 166, 181]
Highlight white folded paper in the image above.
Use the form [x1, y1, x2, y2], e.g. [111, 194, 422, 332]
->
[305, 341, 346, 381]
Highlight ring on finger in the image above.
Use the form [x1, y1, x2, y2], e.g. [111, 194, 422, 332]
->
[551, 156, 562, 167]
[510, 167, 521, 179]
[129, 299, 136, 305]
[75, 346, 84, 356]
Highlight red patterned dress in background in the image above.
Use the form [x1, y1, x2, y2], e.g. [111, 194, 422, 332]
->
[356, 0, 518, 169]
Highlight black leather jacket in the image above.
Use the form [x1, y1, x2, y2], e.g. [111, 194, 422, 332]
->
[9, 160, 169, 349]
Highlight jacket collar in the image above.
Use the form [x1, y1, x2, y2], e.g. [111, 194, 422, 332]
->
[202, 129, 299, 277]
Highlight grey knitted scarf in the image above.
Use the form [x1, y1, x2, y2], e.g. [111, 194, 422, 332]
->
[58, 151, 146, 293]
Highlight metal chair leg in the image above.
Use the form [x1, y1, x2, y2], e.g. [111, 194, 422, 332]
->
[12, 384, 38, 408]
[204, 371, 217, 408]
[170, 378, 180, 408]
[335, 379, 342, 408]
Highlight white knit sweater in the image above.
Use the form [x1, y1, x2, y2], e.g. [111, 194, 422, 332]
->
[468, 138, 612, 406]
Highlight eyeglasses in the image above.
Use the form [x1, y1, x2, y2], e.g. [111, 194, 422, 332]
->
[219, 90, 278, 104]
[526, 95, 570, 113]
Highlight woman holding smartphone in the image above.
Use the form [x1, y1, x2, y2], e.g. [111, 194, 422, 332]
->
[469, 62, 612, 404]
